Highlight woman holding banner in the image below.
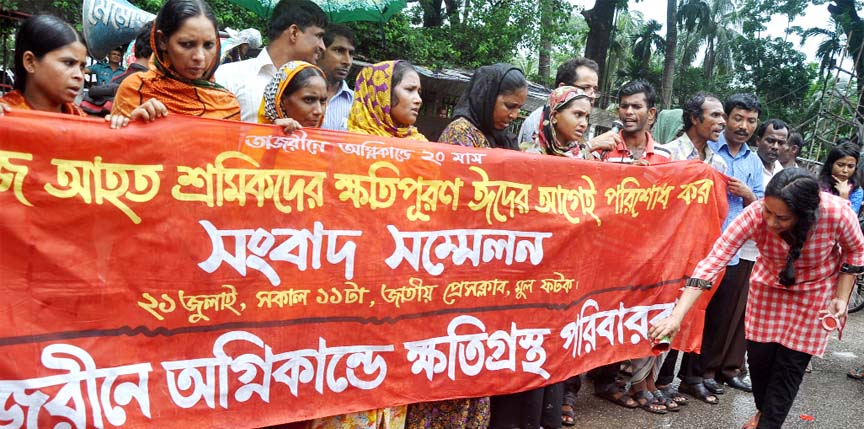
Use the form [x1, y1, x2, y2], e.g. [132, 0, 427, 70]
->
[431, 64, 530, 429]
[257, 60, 328, 133]
[111, 0, 240, 122]
[1, 15, 87, 116]
[309, 59, 424, 429]
[650, 168, 864, 428]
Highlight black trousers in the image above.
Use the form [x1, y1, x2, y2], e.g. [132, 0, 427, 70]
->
[657, 350, 703, 385]
[702, 260, 754, 380]
[489, 383, 563, 429]
[747, 340, 812, 429]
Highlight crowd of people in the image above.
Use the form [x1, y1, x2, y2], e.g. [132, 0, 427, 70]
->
[4, 0, 864, 428]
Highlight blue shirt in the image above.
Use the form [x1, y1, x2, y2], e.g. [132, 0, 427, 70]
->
[321, 80, 354, 131]
[710, 134, 765, 265]
[89, 62, 125, 85]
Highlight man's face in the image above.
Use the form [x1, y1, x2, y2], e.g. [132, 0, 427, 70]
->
[618, 92, 655, 135]
[756, 124, 789, 165]
[568, 66, 599, 104]
[108, 50, 123, 66]
[292, 24, 326, 63]
[778, 141, 799, 166]
[724, 107, 759, 146]
[317, 35, 354, 82]
[692, 98, 726, 142]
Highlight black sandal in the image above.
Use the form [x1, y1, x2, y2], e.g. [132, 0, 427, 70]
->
[652, 389, 680, 412]
[595, 387, 639, 409]
[679, 382, 719, 405]
[632, 390, 667, 414]
[658, 384, 688, 406]
[561, 404, 576, 426]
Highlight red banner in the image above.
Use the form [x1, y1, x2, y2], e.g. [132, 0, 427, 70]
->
[0, 110, 727, 428]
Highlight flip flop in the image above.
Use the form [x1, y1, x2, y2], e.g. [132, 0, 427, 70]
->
[652, 389, 680, 412]
[658, 384, 688, 405]
[848, 367, 864, 380]
[741, 412, 760, 428]
[561, 404, 576, 426]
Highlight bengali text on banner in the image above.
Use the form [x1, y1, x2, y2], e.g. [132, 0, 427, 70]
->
[0, 110, 728, 428]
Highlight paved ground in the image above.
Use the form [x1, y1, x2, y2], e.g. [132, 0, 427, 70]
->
[569, 311, 864, 428]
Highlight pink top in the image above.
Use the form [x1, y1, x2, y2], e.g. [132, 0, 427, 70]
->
[691, 192, 864, 356]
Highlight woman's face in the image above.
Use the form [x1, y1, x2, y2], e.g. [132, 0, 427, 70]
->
[552, 97, 591, 143]
[159, 15, 217, 80]
[390, 69, 422, 126]
[492, 86, 527, 130]
[763, 196, 798, 235]
[280, 75, 328, 127]
[832, 155, 858, 182]
[24, 42, 86, 108]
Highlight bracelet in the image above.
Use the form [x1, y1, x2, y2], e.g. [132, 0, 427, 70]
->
[840, 263, 864, 274]
[685, 278, 712, 290]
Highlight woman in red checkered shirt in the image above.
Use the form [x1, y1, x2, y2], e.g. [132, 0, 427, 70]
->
[650, 168, 864, 429]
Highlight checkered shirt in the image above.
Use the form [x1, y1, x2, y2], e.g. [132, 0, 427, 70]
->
[690, 192, 864, 357]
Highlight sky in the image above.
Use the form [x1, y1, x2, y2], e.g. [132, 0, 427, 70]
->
[590, 0, 834, 64]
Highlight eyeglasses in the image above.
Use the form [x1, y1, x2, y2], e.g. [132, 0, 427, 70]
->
[573, 84, 601, 98]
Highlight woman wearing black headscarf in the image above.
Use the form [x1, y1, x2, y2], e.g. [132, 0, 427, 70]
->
[438, 63, 527, 150]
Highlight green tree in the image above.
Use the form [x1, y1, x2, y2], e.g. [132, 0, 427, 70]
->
[660, 0, 677, 108]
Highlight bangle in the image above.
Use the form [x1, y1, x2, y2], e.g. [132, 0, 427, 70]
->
[840, 263, 864, 274]
[685, 278, 712, 290]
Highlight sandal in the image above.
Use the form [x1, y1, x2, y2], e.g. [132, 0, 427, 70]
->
[679, 382, 719, 405]
[561, 404, 576, 426]
[632, 390, 667, 414]
[847, 367, 864, 380]
[658, 384, 687, 406]
[652, 389, 680, 412]
[595, 387, 639, 409]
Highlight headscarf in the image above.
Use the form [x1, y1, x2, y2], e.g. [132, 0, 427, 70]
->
[0, 90, 85, 116]
[537, 86, 591, 156]
[111, 13, 240, 120]
[452, 63, 525, 150]
[257, 61, 325, 125]
[653, 108, 684, 144]
[347, 60, 426, 141]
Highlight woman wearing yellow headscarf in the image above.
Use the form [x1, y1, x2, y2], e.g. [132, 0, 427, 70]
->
[347, 60, 427, 141]
[258, 60, 328, 133]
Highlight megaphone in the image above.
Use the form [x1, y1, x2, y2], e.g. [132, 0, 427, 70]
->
[82, 0, 155, 59]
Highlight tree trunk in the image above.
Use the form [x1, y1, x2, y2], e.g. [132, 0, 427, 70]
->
[582, 0, 619, 94]
[828, 0, 864, 125]
[703, 37, 715, 81]
[661, 0, 677, 108]
[538, 0, 553, 85]
[420, 0, 444, 27]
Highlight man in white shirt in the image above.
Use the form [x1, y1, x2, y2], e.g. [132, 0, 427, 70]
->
[216, 0, 328, 122]
[754, 119, 790, 185]
[318, 25, 355, 131]
[517, 57, 599, 144]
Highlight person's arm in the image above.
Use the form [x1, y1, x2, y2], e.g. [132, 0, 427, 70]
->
[650, 201, 761, 339]
[829, 200, 864, 317]
[850, 187, 863, 214]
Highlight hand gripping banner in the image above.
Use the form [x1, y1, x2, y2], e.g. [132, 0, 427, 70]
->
[0, 110, 727, 428]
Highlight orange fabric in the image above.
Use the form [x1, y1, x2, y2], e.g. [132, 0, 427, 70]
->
[112, 70, 240, 120]
[1, 89, 86, 116]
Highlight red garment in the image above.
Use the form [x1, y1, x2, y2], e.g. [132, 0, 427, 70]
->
[599, 131, 670, 164]
[1, 90, 86, 116]
[691, 192, 864, 356]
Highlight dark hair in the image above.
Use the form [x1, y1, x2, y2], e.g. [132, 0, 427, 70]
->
[754, 118, 788, 139]
[681, 92, 720, 131]
[13, 14, 83, 91]
[499, 68, 527, 95]
[618, 80, 656, 109]
[156, 0, 217, 45]
[324, 24, 355, 48]
[787, 132, 804, 150]
[269, 0, 328, 41]
[554, 57, 599, 87]
[133, 21, 154, 61]
[765, 168, 821, 286]
[818, 141, 861, 193]
[282, 66, 325, 99]
[724, 93, 762, 116]
[391, 60, 417, 107]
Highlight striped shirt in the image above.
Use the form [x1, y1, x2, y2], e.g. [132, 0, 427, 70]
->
[322, 80, 354, 131]
[661, 133, 727, 173]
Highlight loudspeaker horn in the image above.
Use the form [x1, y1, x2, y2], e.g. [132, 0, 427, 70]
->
[82, 0, 155, 59]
